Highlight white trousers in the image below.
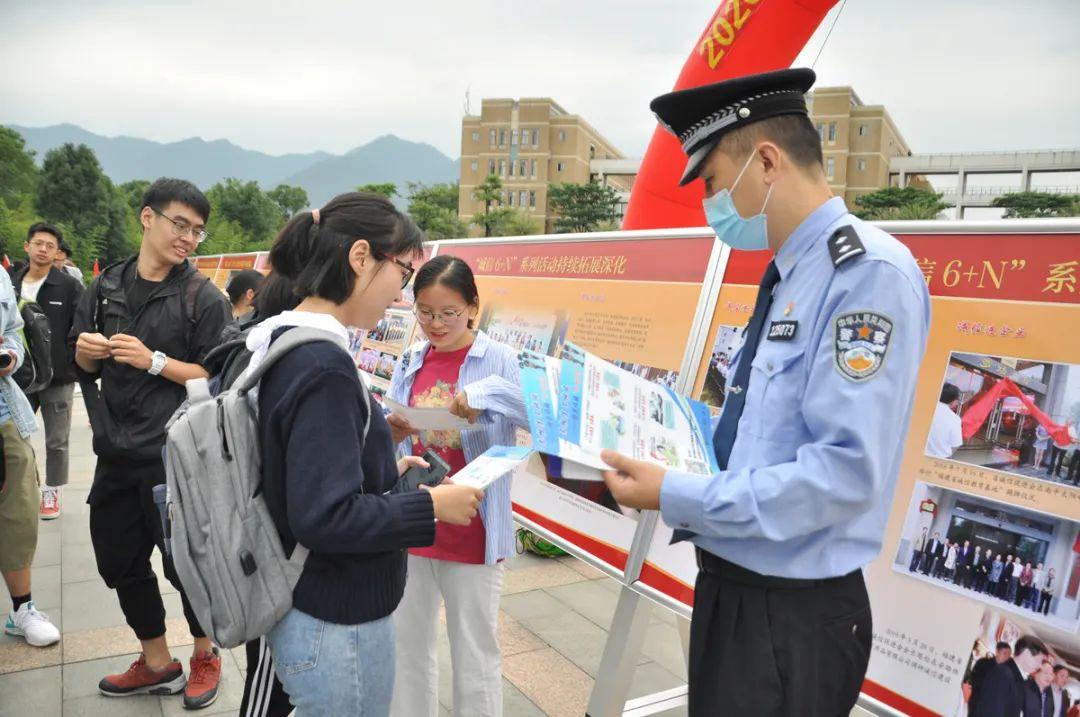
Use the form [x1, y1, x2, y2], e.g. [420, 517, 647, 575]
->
[390, 554, 504, 717]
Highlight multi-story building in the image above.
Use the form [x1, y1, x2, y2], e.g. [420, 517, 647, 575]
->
[807, 86, 912, 209]
[459, 98, 627, 234]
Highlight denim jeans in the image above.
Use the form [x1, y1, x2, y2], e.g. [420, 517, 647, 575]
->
[267, 608, 395, 716]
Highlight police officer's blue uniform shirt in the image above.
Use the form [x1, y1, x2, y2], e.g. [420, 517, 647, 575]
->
[660, 197, 931, 579]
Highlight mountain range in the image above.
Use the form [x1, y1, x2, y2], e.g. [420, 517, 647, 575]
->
[8, 123, 460, 207]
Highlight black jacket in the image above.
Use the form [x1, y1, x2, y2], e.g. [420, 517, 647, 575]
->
[11, 265, 85, 386]
[970, 660, 1026, 717]
[1024, 678, 1053, 717]
[69, 256, 232, 468]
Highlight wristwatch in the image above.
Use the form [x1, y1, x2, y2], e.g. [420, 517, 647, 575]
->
[148, 351, 168, 376]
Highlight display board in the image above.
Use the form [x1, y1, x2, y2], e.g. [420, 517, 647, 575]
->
[440, 231, 725, 575]
[634, 220, 1080, 716]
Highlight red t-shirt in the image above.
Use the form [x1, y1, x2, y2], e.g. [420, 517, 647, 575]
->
[408, 344, 486, 564]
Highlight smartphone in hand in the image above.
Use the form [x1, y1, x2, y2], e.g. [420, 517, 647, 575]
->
[394, 450, 452, 493]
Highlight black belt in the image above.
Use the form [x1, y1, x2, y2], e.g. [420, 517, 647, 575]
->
[695, 548, 861, 590]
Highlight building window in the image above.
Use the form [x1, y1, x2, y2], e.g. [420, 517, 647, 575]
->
[508, 192, 516, 206]
[470, 160, 478, 171]
[858, 124, 868, 137]
[519, 190, 528, 206]
[826, 157, 835, 178]
[488, 159, 496, 175]
[519, 159, 528, 176]
[508, 159, 515, 177]
[531, 160, 537, 178]
[556, 161, 564, 172]
[511, 129, 519, 146]
[472, 131, 480, 142]
[489, 129, 496, 146]
[529, 190, 537, 208]
[499, 160, 506, 176]
[500, 191, 507, 204]
[499, 129, 507, 145]
[532, 129, 540, 147]
[857, 159, 867, 171]
[828, 123, 837, 143]
[558, 130, 566, 142]
[815, 123, 824, 140]
[589, 144, 596, 159]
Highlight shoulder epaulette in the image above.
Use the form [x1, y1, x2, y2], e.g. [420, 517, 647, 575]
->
[828, 225, 866, 268]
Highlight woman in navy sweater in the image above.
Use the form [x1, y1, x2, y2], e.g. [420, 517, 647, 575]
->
[253, 192, 484, 716]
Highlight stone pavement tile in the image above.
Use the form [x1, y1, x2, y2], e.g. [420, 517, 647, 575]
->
[501, 587, 571, 623]
[503, 676, 546, 716]
[544, 578, 623, 631]
[0, 564, 61, 614]
[510, 603, 617, 678]
[557, 554, 610, 581]
[628, 660, 685, 700]
[61, 579, 127, 632]
[0, 638, 62, 675]
[502, 647, 593, 717]
[0, 665, 62, 717]
[231, 645, 247, 670]
[63, 618, 192, 664]
[640, 620, 689, 681]
[62, 542, 101, 584]
[497, 610, 547, 657]
[63, 695, 165, 717]
[61, 510, 92, 546]
[32, 531, 61, 567]
[160, 648, 245, 717]
[502, 561, 588, 596]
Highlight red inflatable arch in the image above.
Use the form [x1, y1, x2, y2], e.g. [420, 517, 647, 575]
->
[622, 0, 839, 230]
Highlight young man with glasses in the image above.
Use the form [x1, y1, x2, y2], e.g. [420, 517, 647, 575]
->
[11, 223, 85, 519]
[70, 178, 232, 709]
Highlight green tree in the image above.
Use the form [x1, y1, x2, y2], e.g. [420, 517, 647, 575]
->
[471, 174, 504, 237]
[35, 143, 116, 267]
[853, 186, 948, 221]
[199, 218, 250, 256]
[406, 182, 466, 240]
[547, 182, 621, 233]
[992, 191, 1080, 218]
[205, 178, 281, 249]
[0, 127, 39, 210]
[357, 183, 398, 198]
[118, 179, 152, 213]
[266, 184, 309, 222]
[488, 209, 541, 237]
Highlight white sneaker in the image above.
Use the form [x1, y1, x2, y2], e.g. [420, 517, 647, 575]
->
[5, 601, 61, 647]
[40, 487, 61, 520]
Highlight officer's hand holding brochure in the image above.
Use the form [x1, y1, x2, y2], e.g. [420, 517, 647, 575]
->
[519, 343, 718, 481]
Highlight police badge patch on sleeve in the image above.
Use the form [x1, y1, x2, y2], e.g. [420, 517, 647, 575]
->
[834, 311, 893, 382]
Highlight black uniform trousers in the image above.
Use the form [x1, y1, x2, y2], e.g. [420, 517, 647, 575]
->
[88, 457, 205, 641]
[239, 637, 293, 717]
[688, 550, 871, 717]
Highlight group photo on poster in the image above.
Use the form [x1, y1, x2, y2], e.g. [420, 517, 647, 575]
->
[927, 352, 1080, 486]
[960, 607, 1080, 716]
[697, 323, 746, 409]
[893, 481, 1080, 632]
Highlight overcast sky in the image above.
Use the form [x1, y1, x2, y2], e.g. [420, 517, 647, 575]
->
[2, 0, 1077, 159]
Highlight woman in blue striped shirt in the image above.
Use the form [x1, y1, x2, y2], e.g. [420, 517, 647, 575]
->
[386, 255, 528, 717]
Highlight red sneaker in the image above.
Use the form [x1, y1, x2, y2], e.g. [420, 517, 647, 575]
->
[98, 654, 186, 696]
[184, 648, 222, 710]
[40, 488, 60, 520]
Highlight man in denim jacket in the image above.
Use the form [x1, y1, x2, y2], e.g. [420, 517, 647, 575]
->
[0, 269, 60, 647]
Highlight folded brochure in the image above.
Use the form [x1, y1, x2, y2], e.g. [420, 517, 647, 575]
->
[519, 343, 717, 480]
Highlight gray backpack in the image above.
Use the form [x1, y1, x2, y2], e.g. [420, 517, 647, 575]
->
[164, 327, 370, 648]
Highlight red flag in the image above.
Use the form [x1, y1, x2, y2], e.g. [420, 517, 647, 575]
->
[92, 259, 101, 277]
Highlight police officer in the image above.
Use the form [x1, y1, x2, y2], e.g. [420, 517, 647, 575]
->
[601, 68, 932, 716]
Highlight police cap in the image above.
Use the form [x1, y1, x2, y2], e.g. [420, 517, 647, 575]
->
[650, 68, 816, 186]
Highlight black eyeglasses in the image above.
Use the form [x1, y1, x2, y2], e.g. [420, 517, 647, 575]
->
[383, 256, 414, 289]
[152, 207, 209, 244]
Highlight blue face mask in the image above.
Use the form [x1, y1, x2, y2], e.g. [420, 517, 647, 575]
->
[702, 151, 774, 252]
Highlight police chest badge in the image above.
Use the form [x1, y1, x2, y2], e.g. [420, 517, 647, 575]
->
[834, 311, 893, 382]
